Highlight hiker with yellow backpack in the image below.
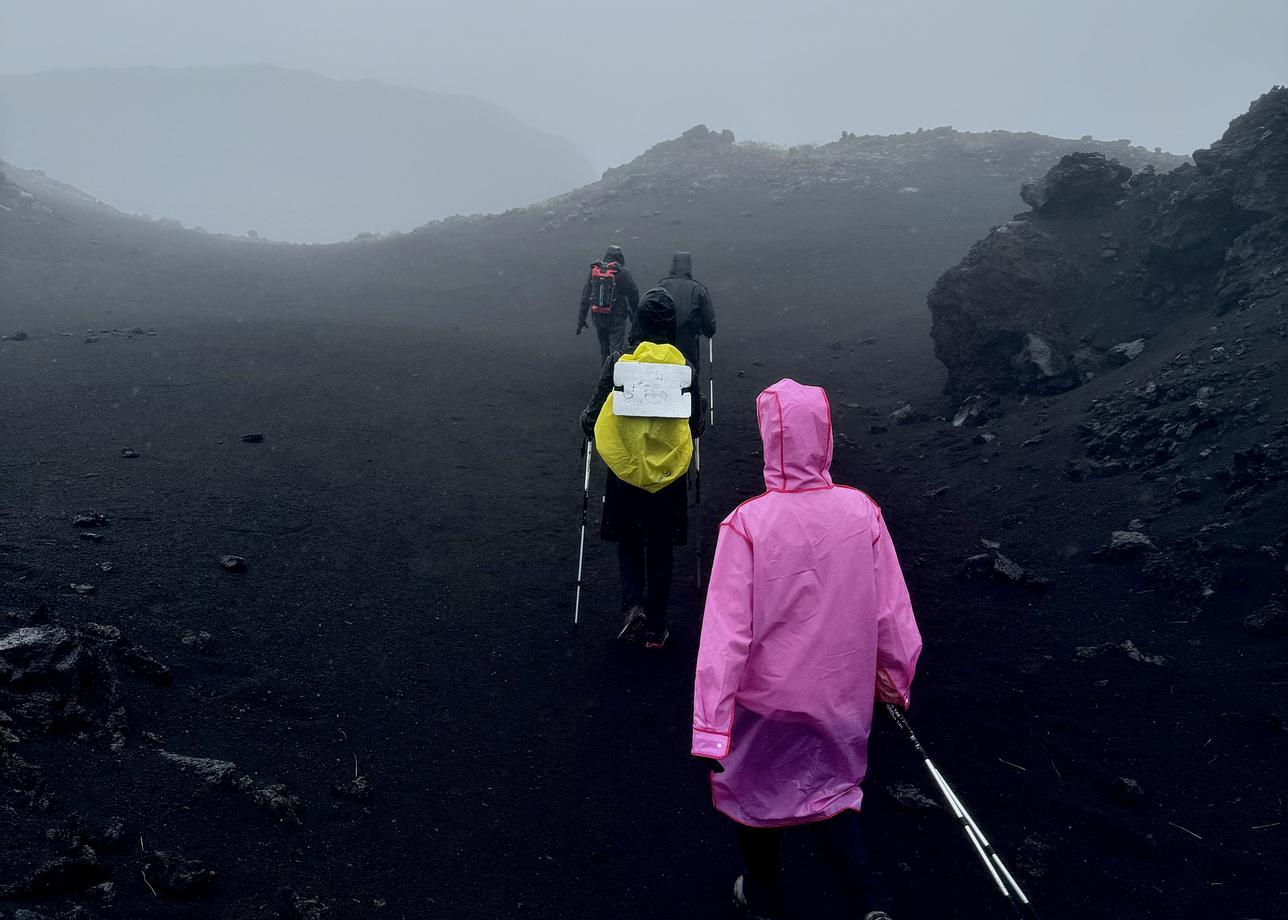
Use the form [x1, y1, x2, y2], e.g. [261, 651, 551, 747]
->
[578, 288, 706, 648]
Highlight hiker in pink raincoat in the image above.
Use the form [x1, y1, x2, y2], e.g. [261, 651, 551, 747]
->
[691, 378, 922, 920]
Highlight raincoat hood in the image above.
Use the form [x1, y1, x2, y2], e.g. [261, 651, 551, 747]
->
[603, 245, 625, 265]
[629, 288, 678, 346]
[757, 379, 834, 492]
[669, 251, 692, 278]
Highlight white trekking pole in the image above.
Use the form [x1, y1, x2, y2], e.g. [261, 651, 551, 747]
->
[885, 704, 1039, 918]
[708, 337, 715, 428]
[694, 438, 702, 591]
[573, 438, 594, 626]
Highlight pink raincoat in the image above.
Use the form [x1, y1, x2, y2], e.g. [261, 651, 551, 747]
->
[692, 379, 922, 827]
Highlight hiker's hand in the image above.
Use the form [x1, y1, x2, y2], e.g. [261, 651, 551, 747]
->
[695, 756, 725, 774]
[580, 410, 596, 439]
[576, 319, 588, 335]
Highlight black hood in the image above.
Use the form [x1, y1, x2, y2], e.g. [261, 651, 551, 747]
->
[629, 288, 677, 346]
[669, 251, 692, 277]
[603, 245, 625, 266]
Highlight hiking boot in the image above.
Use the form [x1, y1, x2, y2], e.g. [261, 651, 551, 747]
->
[862, 912, 894, 920]
[731, 875, 778, 920]
[643, 623, 669, 649]
[617, 605, 646, 643]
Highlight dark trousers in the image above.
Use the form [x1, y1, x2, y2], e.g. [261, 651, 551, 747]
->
[617, 525, 674, 627]
[593, 313, 624, 363]
[736, 810, 893, 916]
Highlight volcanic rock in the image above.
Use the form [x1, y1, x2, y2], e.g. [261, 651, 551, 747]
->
[1243, 599, 1288, 637]
[158, 751, 236, 786]
[887, 782, 939, 811]
[2, 330, 30, 341]
[144, 850, 216, 897]
[72, 513, 109, 528]
[120, 448, 138, 459]
[963, 541, 1048, 589]
[1107, 776, 1147, 807]
[1107, 339, 1146, 365]
[241, 433, 264, 443]
[1019, 152, 1131, 215]
[219, 555, 246, 572]
[1094, 531, 1158, 561]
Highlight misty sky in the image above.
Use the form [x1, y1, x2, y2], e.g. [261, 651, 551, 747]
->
[5, 0, 1287, 171]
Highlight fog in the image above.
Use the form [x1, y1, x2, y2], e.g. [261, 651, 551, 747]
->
[7, 0, 1287, 170]
[2, 1, 1285, 239]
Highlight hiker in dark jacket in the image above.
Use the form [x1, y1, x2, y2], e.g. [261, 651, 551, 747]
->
[658, 251, 716, 371]
[580, 288, 705, 647]
[577, 244, 640, 362]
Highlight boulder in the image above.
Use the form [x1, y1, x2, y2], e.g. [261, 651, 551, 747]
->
[928, 220, 1086, 396]
[1020, 152, 1132, 215]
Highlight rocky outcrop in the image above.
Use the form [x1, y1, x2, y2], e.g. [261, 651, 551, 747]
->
[929, 86, 1288, 398]
[1020, 152, 1132, 215]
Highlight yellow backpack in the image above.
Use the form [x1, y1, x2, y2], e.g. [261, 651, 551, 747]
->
[594, 342, 694, 493]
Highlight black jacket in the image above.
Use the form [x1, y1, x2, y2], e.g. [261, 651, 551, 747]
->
[657, 252, 715, 367]
[578, 247, 640, 327]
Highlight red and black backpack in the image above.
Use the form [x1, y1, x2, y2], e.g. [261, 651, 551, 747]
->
[588, 261, 619, 314]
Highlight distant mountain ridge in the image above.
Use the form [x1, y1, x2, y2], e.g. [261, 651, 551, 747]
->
[0, 65, 596, 242]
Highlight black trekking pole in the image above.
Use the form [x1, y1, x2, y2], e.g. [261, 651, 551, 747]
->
[573, 438, 594, 627]
[884, 703, 1040, 919]
[693, 438, 703, 592]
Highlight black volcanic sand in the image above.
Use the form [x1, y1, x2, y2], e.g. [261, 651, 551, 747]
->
[3, 299, 1284, 919]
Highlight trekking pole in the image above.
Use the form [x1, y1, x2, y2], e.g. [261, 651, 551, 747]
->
[884, 703, 1039, 919]
[694, 438, 703, 591]
[573, 438, 594, 627]
[707, 337, 715, 428]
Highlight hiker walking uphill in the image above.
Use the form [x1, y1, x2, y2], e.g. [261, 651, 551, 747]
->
[577, 244, 640, 362]
[691, 379, 921, 920]
[657, 251, 716, 371]
[579, 288, 705, 647]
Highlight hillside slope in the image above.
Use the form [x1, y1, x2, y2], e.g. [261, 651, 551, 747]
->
[0, 65, 595, 242]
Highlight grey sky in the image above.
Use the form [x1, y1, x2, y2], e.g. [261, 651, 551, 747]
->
[5, 0, 1287, 170]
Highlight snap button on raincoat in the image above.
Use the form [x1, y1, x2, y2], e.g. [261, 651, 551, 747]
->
[692, 379, 922, 827]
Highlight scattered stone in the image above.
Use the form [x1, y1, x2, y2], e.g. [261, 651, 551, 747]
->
[1015, 833, 1056, 879]
[331, 773, 373, 802]
[159, 750, 301, 821]
[887, 782, 938, 811]
[973, 432, 997, 445]
[158, 751, 236, 786]
[97, 562, 115, 574]
[2, 330, 30, 341]
[1076, 640, 1166, 666]
[120, 448, 139, 459]
[219, 555, 246, 573]
[68, 583, 96, 595]
[0, 853, 105, 897]
[1094, 531, 1158, 561]
[241, 433, 265, 444]
[72, 513, 109, 528]
[963, 541, 1049, 589]
[284, 889, 330, 920]
[144, 850, 216, 897]
[1107, 776, 1147, 807]
[1243, 599, 1288, 637]
[78, 532, 105, 544]
[1108, 339, 1146, 365]
[890, 403, 928, 425]
[233, 775, 302, 822]
[181, 630, 215, 652]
